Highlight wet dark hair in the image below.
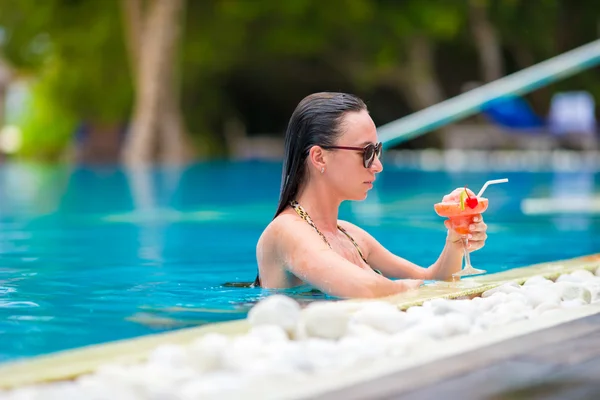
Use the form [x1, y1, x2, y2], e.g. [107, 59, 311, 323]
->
[274, 92, 368, 218]
[227, 92, 367, 289]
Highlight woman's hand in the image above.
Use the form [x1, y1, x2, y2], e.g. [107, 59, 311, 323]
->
[444, 214, 488, 252]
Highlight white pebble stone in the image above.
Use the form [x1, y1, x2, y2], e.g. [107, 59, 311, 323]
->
[145, 373, 195, 400]
[270, 341, 312, 374]
[7, 387, 48, 400]
[221, 335, 266, 371]
[425, 298, 476, 317]
[336, 335, 363, 352]
[555, 282, 592, 304]
[341, 337, 387, 365]
[112, 364, 155, 389]
[561, 299, 587, 308]
[147, 344, 187, 368]
[188, 333, 229, 372]
[384, 336, 410, 357]
[506, 292, 532, 307]
[482, 282, 521, 298]
[77, 376, 141, 400]
[570, 269, 596, 281]
[302, 338, 342, 371]
[477, 311, 521, 329]
[595, 266, 600, 277]
[521, 286, 561, 307]
[247, 295, 301, 334]
[75, 374, 115, 397]
[177, 374, 239, 400]
[442, 312, 471, 337]
[94, 364, 130, 380]
[405, 305, 435, 326]
[523, 275, 553, 286]
[247, 325, 289, 343]
[387, 331, 437, 357]
[447, 299, 479, 317]
[540, 308, 564, 318]
[582, 282, 600, 303]
[469, 324, 485, 335]
[406, 316, 449, 340]
[350, 302, 408, 334]
[491, 301, 531, 321]
[302, 302, 350, 340]
[532, 302, 561, 317]
[470, 296, 486, 310]
[475, 292, 507, 312]
[556, 274, 584, 283]
[346, 322, 389, 339]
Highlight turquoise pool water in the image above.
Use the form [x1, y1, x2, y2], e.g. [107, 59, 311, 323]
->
[0, 162, 598, 362]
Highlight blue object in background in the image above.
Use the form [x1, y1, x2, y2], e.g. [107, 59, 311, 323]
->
[481, 94, 546, 131]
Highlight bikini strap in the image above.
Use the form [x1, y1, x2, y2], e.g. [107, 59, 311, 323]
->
[336, 224, 369, 265]
[290, 200, 332, 248]
[290, 201, 369, 265]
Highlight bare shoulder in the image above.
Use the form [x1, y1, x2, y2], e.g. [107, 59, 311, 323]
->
[258, 212, 319, 256]
[257, 213, 294, 253]
[256, 215, 289, 277]
[256, 211, 333, 286]
[259, 211, 334, 259]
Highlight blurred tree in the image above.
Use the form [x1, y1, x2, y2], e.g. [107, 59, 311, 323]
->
[469, 0, 504, 82]
[120, 0, 194, 166]
[0, 57, 11, 127]
[0, 0, 133, 162]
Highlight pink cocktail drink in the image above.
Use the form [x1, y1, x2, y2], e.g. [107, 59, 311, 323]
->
[434, 188, 488, 277]
[434, 198, 488, 235]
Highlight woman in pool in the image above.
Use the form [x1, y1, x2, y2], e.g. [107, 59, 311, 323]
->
[255, 92, 487, 298]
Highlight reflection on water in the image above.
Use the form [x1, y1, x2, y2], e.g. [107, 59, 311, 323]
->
[0, 162, 598, 362]
[551, 170, 595, 231]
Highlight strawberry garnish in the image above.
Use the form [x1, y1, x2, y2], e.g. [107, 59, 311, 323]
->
[466, 196, 479, 209]
[459, 186, 479, 210]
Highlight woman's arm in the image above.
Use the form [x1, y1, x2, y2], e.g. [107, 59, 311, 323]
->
[339, 218, 487, 281]
[263, 216, 422, 298]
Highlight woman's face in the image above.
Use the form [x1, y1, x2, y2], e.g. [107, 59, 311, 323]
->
[325, 110, 383, 201]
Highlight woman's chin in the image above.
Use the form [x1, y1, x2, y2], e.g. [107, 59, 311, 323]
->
[349, 191, 369, 201]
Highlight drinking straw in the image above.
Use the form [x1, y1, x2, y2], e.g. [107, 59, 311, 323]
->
[477, 178, 509, 197]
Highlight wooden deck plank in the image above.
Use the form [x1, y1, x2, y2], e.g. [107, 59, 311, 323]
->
[488, 357, 600, 400]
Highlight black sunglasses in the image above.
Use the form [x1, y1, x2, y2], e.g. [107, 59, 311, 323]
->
[320, 142, 383, 168]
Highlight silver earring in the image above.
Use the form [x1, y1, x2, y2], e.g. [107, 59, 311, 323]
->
[320, 167, 325, 174]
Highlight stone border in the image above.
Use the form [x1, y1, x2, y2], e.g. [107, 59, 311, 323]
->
[248, 302, 600, 400]
[0, 253, 598, 390]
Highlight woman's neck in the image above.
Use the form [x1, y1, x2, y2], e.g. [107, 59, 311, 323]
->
[295, 181, 341, 233]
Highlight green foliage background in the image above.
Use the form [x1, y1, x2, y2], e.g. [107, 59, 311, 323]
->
[0, 0, 598, 161]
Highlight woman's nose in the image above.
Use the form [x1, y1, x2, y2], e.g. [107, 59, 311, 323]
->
[371, 155, 383, 173]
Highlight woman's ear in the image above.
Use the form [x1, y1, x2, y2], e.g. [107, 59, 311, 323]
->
[308, 145, 326, 173]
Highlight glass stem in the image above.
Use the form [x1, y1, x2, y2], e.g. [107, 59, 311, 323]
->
[462, 236, 472, 268]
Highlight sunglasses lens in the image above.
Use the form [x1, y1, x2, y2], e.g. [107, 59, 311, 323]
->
[364, 145, 375, 168]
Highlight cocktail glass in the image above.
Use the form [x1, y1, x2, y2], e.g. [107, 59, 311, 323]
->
[434, 193, 489, 277]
